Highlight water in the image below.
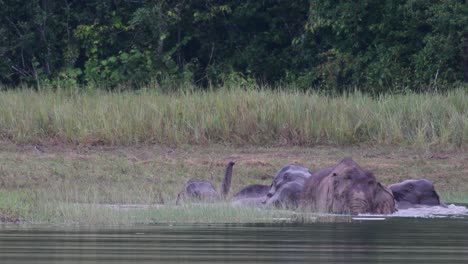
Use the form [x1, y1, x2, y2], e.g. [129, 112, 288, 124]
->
[1, 207, 468, 263]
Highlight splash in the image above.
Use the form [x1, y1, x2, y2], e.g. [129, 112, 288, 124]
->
[392, 204, 468, 218]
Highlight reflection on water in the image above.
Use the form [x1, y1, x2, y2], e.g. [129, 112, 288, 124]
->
[1, 216, 468, 264]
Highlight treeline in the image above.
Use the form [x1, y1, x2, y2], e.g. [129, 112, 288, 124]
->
[1, 0, 467, 92]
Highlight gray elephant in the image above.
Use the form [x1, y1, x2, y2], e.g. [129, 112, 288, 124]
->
[231, 164, 312, 208]
[263, 179, 304, 209]
[231, 184, 270, 206]
[176, 161, 235, 205]
[388, 179, 447, 209]
[301, 158, 396, 215]
[233, 184, 270, 199]
[262, 164, 313, 208]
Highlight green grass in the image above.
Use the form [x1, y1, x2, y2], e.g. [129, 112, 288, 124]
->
[0, 86, 466, 147]
[0, 189, 350, 225]
[0, 85, 466, 224]
[441, 192, 468, 204]
[0, 189, 332, 225]
[0, 143, 466, 224]
[23, 202, 307, 225]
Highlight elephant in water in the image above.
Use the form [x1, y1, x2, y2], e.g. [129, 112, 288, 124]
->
[262, 164, 314, 208]
[176, 161, 235, 205]
[231, 164, 313, 208]
[233, 184, 270, 199]
[263, 179, 304, 209]
[301, 158, 396, 215]
[388, 179, 447, 209]
[230, 184, 270, 207]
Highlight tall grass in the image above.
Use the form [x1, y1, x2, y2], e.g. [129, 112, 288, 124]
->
[0, 86, 466, 147]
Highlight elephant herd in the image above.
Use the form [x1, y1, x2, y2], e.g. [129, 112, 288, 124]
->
[176, 158, 446, 215]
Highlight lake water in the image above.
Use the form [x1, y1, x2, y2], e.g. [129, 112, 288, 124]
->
[1, 207, 468, 263]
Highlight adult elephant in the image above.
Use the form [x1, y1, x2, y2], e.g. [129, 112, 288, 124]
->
[388, 179, 447, 209]
[301, 158, 396, 215]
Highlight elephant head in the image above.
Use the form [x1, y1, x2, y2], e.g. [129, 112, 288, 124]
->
[176, 179, 219, 205]
[301, 158, 396, 215]
[261, 164, 313, 208]
[265, 164, 313, 200]
[388, 179, 445, 209]
[263, 181, 304, 209]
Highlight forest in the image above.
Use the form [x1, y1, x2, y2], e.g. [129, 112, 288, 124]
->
[1, 0, 467, 92]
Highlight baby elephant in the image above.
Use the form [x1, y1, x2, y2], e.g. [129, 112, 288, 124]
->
[263, 178, 305, 209]
[176, 179, 219, 204]
[263, 164, 313, 209]
[176, 161, 235, 205]
[388, 179, 447, 209]
[231, 164, 312, 208]
[233, 184, 270, 200]
[231, 184, 270, 207]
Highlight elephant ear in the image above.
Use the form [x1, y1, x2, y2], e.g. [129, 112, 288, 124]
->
[373, 183, 396, 214]
[301, 173, 334, 213]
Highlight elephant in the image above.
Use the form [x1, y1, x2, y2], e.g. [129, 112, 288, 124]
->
[233, 184, 270, 199]
[231, 164, 313, 208]
[263, 180, 304, 209]
[262, 164, 314, 208]
[388, 179, 447, 209]
[301, 158, 396, 215]
[176, 161, 235, 205]
[231, 184, 270, 207]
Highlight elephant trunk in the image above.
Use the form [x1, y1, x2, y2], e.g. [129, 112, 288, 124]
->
[221, 161, 235, 198]
[419, 191, 441, 206]
[349, 192, 371, 215]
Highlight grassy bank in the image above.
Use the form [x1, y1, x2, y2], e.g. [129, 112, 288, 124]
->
[0, 86, 466, 224]
[0, 86, 466, 147]
[0, 143, 466, 224]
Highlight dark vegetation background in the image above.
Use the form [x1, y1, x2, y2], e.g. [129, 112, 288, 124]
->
[0, 0, 466, 92]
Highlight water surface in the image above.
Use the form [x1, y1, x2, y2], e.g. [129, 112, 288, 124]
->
[1, 215, 468, 263]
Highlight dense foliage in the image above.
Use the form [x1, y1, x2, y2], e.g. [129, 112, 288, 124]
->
[0, 0, 466, 92]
